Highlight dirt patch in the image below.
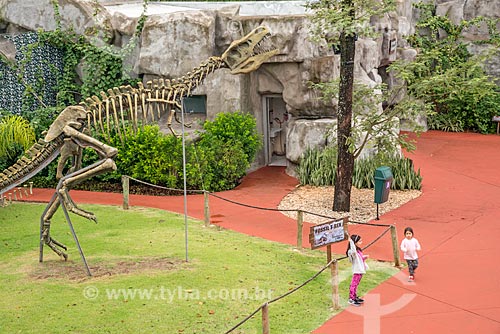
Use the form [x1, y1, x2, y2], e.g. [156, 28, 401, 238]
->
[28, 257, 184, 281]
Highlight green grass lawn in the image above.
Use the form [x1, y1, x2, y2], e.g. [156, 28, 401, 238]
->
[0, 202, 398, 333]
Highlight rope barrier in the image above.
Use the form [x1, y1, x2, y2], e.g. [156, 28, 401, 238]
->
[223, 304, 265, 334]
[124, 176, 395, 228]
[127, 176, 205, 194]
[362, 226, 392, 250]
[201, 189, 395, 228]
[208, 192, 292, 212]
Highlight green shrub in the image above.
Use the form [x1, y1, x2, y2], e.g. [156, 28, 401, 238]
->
[114, 126, 183, 187]
[390, 3, 500, 134]
[0, 115, 36, 159]
[298, 146, 422, 190]
[193, 137, 249, 191]
[355, 155, 422, 190]
[191, 111, 261, 191]
[201, 111, 261, 164]
[29, 111, 261, 193]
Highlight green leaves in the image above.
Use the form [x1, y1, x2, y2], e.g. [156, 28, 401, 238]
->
[298, 146, 422, 190]
[310, 79, 424, 159]
[297, 146, 337, 186]
[196, 111, 261, 191]
[306, 0, 396, 46]
[0, 115, 35, 159]
[113, 126, 183, 187]
[66, 111, 261, 193]
[201, 111, 262, 165]
[390, 3, 500, 134]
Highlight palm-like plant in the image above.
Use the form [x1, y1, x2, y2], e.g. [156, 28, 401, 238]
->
[0, 115, 36, 159]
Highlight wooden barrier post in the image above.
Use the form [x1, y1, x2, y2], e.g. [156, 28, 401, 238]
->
[13, 189, 17, 201]
[29, 181, 33, 194]
[390, 225, 401, 267]
[17, 187, 23, 199]
[296, 210, 303, 249]
[326, 245, 332, 263]
[8, 193, 12, 204]
[262, 302, 270, 334]
[23, 184, 28, 197]
[204, 191, 210, 227]
[327, 245, 340, 309]
[122, 175, 129, 210]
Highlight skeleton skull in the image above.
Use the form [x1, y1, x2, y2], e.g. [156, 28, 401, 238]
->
[221, 26, 279, 74]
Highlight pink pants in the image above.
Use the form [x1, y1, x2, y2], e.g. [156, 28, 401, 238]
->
[349, 273, 363, 300]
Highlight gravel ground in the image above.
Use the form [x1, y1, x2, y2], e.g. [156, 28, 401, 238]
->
[277, 185, 421, 224]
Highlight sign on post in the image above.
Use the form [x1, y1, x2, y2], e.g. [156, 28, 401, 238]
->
[309, 217, 347, 250]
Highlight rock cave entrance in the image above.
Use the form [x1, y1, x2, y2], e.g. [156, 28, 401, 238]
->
[263, 95, 287, 166]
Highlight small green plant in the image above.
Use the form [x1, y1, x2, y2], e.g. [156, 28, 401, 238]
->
[427, 112, 464, 132]
[0, 115, 36, 159]
[297, 146, 337, 186]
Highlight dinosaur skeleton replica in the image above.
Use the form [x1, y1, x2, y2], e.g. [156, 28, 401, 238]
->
[0, 26, 278, 264]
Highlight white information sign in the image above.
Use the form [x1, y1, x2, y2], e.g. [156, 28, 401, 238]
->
[309, 218, 347, 250]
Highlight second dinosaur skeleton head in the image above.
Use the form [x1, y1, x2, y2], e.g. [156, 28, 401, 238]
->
[221, 26, 279, 74]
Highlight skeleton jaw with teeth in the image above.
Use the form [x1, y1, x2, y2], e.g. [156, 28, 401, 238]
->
[221, 26, 279, 74]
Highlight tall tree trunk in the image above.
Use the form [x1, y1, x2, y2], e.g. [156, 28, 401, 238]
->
[333, 4, 356, 212]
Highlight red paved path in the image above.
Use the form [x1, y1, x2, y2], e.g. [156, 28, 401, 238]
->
[20, 131, 500, 333]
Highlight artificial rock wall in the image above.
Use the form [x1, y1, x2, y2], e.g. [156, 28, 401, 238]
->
[0, 0, 498, 169]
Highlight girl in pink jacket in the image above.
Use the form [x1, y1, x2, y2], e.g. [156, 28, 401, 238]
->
[400, 227, 421, 282]
[346, 234, 369, 306]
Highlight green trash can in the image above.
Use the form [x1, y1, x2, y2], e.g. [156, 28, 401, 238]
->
[374, 166, 393, 204]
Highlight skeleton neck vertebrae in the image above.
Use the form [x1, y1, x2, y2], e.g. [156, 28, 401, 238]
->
[0, 26, 278, 264]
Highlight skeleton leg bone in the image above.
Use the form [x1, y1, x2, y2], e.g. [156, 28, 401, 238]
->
[40, 158, 117, 259]
[39, 125, 119, 259]
[57, 158, 117, 221]
[41, 196, 68, 260]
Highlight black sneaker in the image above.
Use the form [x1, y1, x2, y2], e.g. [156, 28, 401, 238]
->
[348, 298, 362, 306]
[355, 297, 364, 303]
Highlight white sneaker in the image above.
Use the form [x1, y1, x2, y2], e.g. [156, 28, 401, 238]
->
[348, 298, 362, 306]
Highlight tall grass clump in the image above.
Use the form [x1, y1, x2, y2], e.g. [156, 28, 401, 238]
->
[296, 146, 337, 186]
[298, 146, 422, 190]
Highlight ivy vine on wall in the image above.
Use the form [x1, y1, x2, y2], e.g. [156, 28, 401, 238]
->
[0, 32, 63, 115]
[0, 0, 148, 115]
